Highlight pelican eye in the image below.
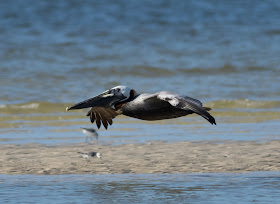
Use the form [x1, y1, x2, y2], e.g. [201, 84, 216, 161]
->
[115, 88, 120, 92]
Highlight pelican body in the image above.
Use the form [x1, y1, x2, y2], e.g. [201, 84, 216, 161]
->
[67, 85, 216, 129]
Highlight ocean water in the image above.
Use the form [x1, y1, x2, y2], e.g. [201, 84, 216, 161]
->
[0, 1, 279, 144]
[1, 1, 280, 203]
[1, 0, 280, 104]
[1, 172, 280, 204]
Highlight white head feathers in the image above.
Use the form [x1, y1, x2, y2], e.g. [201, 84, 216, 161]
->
[112, 85, 131, 99]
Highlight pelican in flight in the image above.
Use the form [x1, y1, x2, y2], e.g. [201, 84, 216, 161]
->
[66, 85, 216, 129]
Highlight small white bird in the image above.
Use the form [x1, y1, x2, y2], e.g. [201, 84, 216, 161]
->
[80, 127, 98, 142]
[77, 151, 102, 161]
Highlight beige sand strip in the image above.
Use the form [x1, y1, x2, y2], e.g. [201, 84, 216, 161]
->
[0, 140, 279, 175]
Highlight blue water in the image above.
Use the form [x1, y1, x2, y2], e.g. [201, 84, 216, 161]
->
[1, 1, 280, 202]
[0, 0, 280, 145]
[0, 0, 279, 143]
[1, 118, 280, 145]
[1, 0, 280, 104]
[1, 172, 280, 204]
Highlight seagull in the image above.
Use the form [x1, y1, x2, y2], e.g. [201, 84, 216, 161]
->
[80, 127, 98, 142]
[66, 85, 216, 129]
[77, 151, 102, 160]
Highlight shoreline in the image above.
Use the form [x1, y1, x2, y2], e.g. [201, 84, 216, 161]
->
[1, 140, 280, 175]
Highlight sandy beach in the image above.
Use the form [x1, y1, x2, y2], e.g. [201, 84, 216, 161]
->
[1, 140, 279, 175]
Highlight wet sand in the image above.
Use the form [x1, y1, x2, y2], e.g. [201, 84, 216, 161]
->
[0, 140, 280, 175]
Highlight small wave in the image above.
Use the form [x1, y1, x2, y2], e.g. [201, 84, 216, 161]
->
[266, 29, 280, 36]
[0, 102, 71, 114]
[177, 64, 271, 75]
[71, 66, 174, 77]
[11, 103, 39, 109]
[72, 64, 275, 78]
[205, 99, 280, 109]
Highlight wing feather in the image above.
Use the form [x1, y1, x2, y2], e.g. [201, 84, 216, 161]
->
[90, 111, 95, 123]
[86, 107, 118, 129]
[98, 108, 109, 129]
[101, 109, 113, 125]
[95, 111, 101, 129]
[183, 96, 203, 107]
[157, 92, 216, 125]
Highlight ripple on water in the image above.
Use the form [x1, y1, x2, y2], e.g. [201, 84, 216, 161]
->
[0, 172, 279, 203]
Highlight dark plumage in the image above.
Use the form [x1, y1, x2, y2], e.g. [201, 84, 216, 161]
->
[66, 85, 216, 129]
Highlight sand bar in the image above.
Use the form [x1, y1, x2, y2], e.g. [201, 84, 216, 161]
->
[0, 140, 280, 175]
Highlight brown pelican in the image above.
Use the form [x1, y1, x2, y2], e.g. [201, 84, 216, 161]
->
[66, 85, 216, 129]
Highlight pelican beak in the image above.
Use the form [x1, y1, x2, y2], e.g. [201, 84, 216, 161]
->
[66, 89, 126, 111]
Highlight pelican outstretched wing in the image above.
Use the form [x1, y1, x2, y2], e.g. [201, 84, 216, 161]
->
[86, 107, 118, 129]
[156, 92, 216, 125]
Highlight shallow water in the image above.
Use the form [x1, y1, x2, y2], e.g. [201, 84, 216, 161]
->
[1, 2, 280, 202]
[1, 172, 280, 204]
[1, 0, 280, 145]
[1, 100, 280, 144]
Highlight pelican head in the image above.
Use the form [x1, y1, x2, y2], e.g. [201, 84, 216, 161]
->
[111, 85, 131, 100]
[66, 85, 135, 111]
